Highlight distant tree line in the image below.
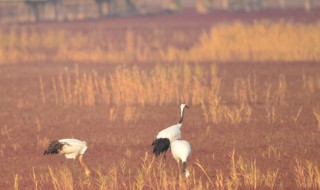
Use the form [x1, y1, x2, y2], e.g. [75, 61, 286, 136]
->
[196, 0, 318, 13]
[23, 0, 141, 21]
[22, 0, 183, 21]
[0, 0, 318, 22]
[0, 0, 146, 22]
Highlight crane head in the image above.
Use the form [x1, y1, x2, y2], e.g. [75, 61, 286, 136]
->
[180, 104, 190, 110]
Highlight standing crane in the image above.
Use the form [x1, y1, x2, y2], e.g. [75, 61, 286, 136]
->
[171, 139, 191, 177]
[152, 104, 189, 160]
[44, 138, 91, 176]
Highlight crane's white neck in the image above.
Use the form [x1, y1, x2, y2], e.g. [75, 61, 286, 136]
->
[178, 108, 185, 124]
[178, 104, 189, 124]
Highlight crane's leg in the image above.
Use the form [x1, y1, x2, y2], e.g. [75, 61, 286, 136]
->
[182, 161, 186, 175]
[182, 161, 190, 177]
[159, 152, 167, 167]
[79, 155, 91, 176]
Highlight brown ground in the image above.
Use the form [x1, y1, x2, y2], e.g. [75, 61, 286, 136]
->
[1, 9, 320, 189]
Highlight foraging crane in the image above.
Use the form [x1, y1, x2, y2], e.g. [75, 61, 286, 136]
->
[44, 138, 91, 176]
[171, 139, 191, 177]
[152, 104, 189, 160]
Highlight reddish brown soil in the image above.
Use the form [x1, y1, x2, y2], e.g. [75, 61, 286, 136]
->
[0, 62, 320, 189]
[1, 9, 320, 189]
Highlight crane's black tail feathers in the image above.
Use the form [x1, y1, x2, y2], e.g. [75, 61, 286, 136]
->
[151, 138, 170, 157]
[44, 140, 64, 155]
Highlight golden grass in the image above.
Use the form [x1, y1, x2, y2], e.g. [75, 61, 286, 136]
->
[2, 20, 320, 189]
[40, 63, 260, 125]
[233, 74, 258, 105]
[41, 64, 214, 107]
[43, 65, 103, 106]
[4, 65, 320, 189]
[38, 63, 320, 127]
[48, 166, 74, 190]
[0, 125, 11, 140]
[294, 159, 320, 189]
[32, 167, 39, 190]
[189, 21, 320, 62]
[293, 106, 303, 123]
[195, 160, 214, 187]
[313, 107, 320, 130]
[226, 150, 279, 189]
[262, 145, 281, 160]
[1, 21, 320, 64]
[12, 151, 287, 189]
[123, 106, 139, 124]
[265, 105, 276, 124]
[13, 174, 19, 190]
[201, 97, 252, 125]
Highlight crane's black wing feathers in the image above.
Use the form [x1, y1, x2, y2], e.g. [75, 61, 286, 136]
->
[44, 140, 64, 155]
[151, 138, 170, 157]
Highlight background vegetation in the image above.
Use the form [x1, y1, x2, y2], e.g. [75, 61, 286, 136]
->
[1, 8, 320, 190]
[1, 21, 320, 65]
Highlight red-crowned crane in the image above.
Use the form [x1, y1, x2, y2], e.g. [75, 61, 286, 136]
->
[152, 104, 189, 160]
[171, 139, 191, 177]
[44, 138, 91, 176]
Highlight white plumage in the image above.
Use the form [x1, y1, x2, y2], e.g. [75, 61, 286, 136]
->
[152, 104, 189, 159]
[156, 104, 189, 141]
[57, 139, 88, 159]
[156, 123, 182, 142]
[44, 138, 90, 176]
[171, 140, 191, 177]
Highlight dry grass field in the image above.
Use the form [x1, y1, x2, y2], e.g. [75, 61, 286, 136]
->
[1, 9, 320, 189]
